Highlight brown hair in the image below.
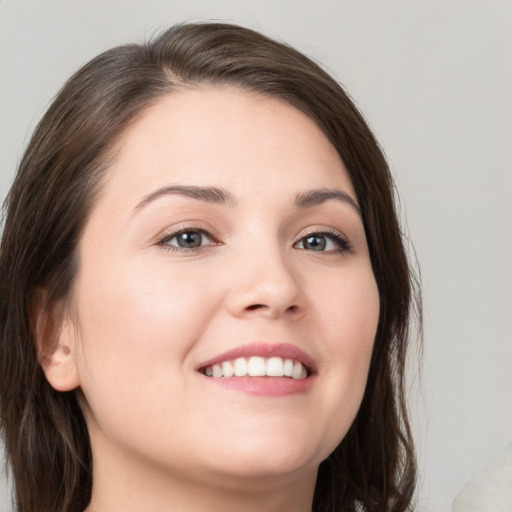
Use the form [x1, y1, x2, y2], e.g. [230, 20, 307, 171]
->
[0, 22, 420, 512]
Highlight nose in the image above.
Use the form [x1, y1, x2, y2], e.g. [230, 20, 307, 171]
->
[225, 245, 304, 321]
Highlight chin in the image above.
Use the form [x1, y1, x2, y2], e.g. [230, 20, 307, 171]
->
[201, 430, 330, 483]
[205, 454, 319, 490]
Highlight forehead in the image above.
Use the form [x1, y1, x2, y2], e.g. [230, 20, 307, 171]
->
[100, 86, 355, 207]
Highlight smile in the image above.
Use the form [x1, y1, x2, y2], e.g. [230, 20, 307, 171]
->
[200, 356, 308, 379]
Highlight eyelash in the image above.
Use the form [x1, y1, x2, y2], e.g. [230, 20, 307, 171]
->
[294, 229, 353, 254]
[156, 227, 352, 254]
[157, 227, 219, 253]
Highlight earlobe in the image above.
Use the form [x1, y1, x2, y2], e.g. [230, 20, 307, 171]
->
[32, 291, 81, 392]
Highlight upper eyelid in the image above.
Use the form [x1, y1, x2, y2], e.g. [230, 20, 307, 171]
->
[295, 226, 348, 241]
[156, 223, 218, 242]
[155, 227, 220, 253]
[154, 223, 351, 247]
[294, 228, 353, 253]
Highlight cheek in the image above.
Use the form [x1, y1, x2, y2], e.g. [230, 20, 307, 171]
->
[71, 255, 227, 430]
[315, 265, 380, 354]
[75, 256, 219, 358]
[308, 266, 379, 441]
[72, 256, 221, 438]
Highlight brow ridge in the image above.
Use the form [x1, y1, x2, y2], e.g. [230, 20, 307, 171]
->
[135, 185, 236, 211]
[294, 188, 361, 216]
[134, 184, 360, 217]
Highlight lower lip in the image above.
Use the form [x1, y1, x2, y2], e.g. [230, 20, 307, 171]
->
[200, 374, 315, 396]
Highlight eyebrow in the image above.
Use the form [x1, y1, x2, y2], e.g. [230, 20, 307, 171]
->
[134, 184, 360, 217]
[135, 185, 237, 211]
[294, 188, 361, 217]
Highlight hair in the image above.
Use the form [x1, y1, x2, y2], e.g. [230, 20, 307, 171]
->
[0, 22, 420, 512]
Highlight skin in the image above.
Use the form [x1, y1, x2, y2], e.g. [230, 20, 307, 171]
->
[42, 87, 380, 512]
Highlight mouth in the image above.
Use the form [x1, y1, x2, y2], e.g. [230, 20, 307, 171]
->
[199, 356, 309, 380]
[196, 343, 316, 396]
[197, 342, 316, 381]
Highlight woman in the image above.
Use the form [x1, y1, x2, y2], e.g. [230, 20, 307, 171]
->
[0, 22, 420, 512]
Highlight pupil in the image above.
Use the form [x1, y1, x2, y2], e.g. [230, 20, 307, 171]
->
[178, 231, 201, 248]
[305, 235, 326, 251]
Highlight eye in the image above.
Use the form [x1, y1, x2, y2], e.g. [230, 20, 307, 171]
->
[158, 228, 217, 251]
[294, 231, 351, 253]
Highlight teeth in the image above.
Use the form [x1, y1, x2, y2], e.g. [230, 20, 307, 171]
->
[202, 356, 308, 379]
[283, 358, 294, 377]
[292, 361, 307, 380]
[266, 357, 284, 376]
[212, 364, 223, 378]
[248, 356, 266, 376]
[234, 357, 248, 376]
[222, 361, 234, 378]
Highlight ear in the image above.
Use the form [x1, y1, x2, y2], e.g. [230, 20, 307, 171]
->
[32, 290, 81, 392]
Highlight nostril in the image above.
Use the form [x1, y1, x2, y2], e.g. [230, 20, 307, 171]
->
[247, 304, 265, 311]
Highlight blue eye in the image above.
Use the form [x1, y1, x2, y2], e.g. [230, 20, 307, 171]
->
[159, 229, 216, 251]
[295, 232, 351, 253]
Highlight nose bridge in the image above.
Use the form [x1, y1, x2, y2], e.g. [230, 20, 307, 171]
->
[226, 233, 303, 319]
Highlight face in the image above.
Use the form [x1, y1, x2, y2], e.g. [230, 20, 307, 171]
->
[57, 87, 379, 490]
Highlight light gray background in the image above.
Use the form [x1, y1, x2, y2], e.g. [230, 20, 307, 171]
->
[1, 1, 511, 511]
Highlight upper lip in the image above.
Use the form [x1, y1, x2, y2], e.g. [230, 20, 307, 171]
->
[196, 342, 317, 374]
